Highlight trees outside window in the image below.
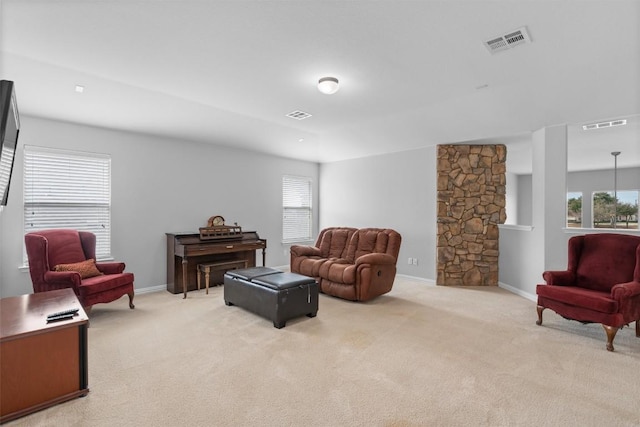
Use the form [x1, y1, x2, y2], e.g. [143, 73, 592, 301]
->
[592, 190, 638, 229]
[567, 192, 582, 227]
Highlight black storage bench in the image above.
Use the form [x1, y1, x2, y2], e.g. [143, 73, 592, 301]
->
[223, 267, 318, 328]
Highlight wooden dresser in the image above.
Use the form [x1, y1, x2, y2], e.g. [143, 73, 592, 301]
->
[0, 288, 89, 423]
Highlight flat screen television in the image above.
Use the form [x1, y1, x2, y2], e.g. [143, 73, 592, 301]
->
[0, 80, 20, 207]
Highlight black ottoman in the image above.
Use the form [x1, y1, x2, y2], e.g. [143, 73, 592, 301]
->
[224, 267, 318, 328]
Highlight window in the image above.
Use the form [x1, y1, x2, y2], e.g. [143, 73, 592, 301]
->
[282, 175, 312, 243]
[566, 192, 582, 227]
[592, 190, 639, 229]
[24, 145, 111, 260]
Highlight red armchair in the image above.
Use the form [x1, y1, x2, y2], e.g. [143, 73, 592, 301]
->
[25, 229, 135, 312]
[536, 233, 640, 351]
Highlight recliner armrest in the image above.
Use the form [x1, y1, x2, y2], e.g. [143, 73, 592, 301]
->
[290, 245, 322, 257]
[542, 270, 575, 286]
[43, 270, 82, 289]
[97, 262, 126, 274]
[611, 281, 640, 300]
[355, 253, 396, 266]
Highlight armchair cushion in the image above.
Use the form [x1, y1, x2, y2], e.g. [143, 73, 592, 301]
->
[536, 285, 618, 314]
[96, 261, 126, 275]
[80, 272, 135, 296]
[54, 258, 104, 279]
[43, 230, 87, 267]
[575, 234, 639, 291]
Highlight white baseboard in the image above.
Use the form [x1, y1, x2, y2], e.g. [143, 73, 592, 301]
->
[498, 282, 536, 302]
[133, 278, 536, 302]
[395, 274, 436, 285]
[134, 266, 292, 295]
[396, 275, 536, 301]
[268, 268, 520, 297]
[135, 284, 166, 294]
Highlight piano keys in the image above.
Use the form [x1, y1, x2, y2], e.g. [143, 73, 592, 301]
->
[166, 231, 267, 298]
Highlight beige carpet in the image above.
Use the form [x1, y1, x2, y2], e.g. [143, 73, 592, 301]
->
[7, 277, 640, 427]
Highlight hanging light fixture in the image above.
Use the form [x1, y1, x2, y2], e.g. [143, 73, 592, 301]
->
[318, 77, 339, 95]
[611, 151, 621, 228]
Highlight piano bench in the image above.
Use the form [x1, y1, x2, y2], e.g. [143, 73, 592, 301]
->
[197, 260, 248, 295]
[224, 267, 318, 328]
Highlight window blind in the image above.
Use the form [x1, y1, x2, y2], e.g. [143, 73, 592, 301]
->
[282, 175, 312, 243]
[24, 145, 111, 259]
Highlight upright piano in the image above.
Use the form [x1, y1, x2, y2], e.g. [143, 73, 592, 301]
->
[166, 231, 267, 297]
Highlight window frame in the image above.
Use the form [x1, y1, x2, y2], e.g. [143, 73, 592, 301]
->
[23, 145, 112, 263]
[566, 191, 583, 228]
[591, 189, 639, 229]
[282, 175, 313, 243]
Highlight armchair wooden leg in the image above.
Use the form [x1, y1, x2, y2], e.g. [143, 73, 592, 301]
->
[636, 321, 639, 338]
[128, 292, 135, 309]
[602, 325, 619, 352]
[536, 305, 545, 326]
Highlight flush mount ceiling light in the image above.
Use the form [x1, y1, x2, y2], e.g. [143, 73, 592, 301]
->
[318, 77, 339, 95]
[75, 85, 85, 93]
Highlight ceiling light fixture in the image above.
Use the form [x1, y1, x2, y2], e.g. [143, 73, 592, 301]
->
[75, 85, 85, 93]
[318, 77, 339, 95]
[612, 151, 621, 229]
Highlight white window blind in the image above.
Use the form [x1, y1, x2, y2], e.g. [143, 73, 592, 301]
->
[282, 175, 312, 243]
[24, 145, 111, 259]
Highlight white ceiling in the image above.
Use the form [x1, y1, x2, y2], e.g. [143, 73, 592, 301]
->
[1, 1, 639, 173]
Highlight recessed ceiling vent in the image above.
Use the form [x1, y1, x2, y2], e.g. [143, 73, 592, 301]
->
[286, 110, 312, 120]
[582, 119, 627, 131]
[484, 26, 531, 54]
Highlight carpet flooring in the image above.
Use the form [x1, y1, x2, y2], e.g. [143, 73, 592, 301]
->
[7, 276, 640, 426]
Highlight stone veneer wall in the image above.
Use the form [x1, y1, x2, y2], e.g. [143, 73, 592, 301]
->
[436, 145, 506, 286]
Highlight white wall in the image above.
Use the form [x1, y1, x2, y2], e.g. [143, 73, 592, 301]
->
[499, 125, 569, 299]
[517, 174, 533, 226]
[3, 118, 637, 300]
[505, 172, 518, 225]
[0, 116, 319, 297]
[319, 147, 437, 279]
[505, 173, 533, 226]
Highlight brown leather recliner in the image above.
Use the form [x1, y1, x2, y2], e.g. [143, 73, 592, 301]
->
[25, 229, 135, 312]
[290, 227, 401, 301]
[536, 233, 640, 351]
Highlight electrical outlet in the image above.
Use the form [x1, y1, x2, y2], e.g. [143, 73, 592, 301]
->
[413, 258, 419, 265]
[407, 257, 413, 265]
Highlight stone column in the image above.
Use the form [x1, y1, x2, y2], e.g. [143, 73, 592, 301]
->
[436, 144, 506, 286]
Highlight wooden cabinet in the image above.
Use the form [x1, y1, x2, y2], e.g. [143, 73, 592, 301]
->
[0, 288, 89, 423]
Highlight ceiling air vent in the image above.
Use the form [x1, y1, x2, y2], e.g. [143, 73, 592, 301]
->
[582, 119, 627, 131]
[484, 26, 531, 54]
[286, 110, 312, 120]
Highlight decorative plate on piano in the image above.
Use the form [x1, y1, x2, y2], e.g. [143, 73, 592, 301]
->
[200, 215, 242, 240]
